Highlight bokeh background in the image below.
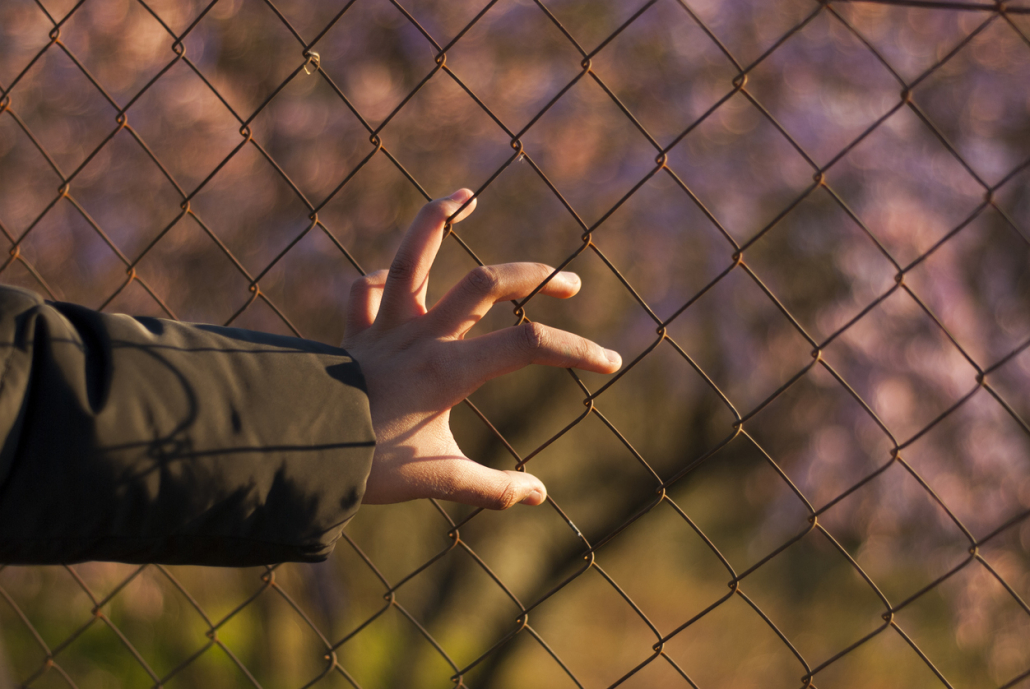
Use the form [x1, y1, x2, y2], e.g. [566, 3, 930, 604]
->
[1, 0, 1029, 687]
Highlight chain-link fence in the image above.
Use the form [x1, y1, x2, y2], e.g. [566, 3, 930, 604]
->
[1, 0, 1029, 686]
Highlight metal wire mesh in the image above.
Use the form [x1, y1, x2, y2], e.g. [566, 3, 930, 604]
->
[1, 0, 1029, 686]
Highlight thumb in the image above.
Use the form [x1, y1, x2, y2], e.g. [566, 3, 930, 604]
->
[428, 459, 547, 509]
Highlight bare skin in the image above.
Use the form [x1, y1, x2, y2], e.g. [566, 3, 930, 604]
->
[343, 189, 622, 510]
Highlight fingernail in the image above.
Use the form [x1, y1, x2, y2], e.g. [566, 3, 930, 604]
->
[605, 349, 622, 367]
[521, 487, 546, 505]
[447, 189, 471, 202]
[558, 270, 580, 287]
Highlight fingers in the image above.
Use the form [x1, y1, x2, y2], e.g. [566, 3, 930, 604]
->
[453, 322, 622, 391]
[376, 189, 477, 329]
[345, 270, 388, 337]
[428, 263, 581, 337]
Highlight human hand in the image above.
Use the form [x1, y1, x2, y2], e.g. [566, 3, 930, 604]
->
[343, 189, 622, 510]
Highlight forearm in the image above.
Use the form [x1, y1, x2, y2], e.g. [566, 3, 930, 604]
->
[0, 286, 375, 566]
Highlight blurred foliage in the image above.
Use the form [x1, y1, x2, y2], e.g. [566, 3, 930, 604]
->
[1, 0, 1030, 687]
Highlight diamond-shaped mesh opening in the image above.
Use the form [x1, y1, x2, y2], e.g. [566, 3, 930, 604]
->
[375, 70, 519, 196]
[664, 265, 816, 415]
[821, 287, 983, 442]
[247, 70, 375, 209]
[827, 102, 990, 267]
[740, 526, 890, 667]
[580, 0, 741, 146]
[662, 590, 810, 689]
[904, 207, 1030, 365]
[901, 388, 1030, 540]
[908, 17, 1030, 187]
[3, 0, 1030, 687]
[525, 564, 664, 688]
[742, 362, 897, 507]
[14, 198, 128, 305]
[441, 0, 586, 136]
[582, 174, 737, 321]
[589, 499, 738, 631]
[518, 73, 665, 228]
[124, 58, 247, 195]
[743, 188, 899, 343]
[69, 127, 187, 263]
[665, 89, 819, 245]
[5, 44, 119, 176]
[58, 0, 177, 105]
[312, 0, 439, 130]
[744, 8, 902, 168]
[667, 433, 813, 574]
[817, 460, 974, 605]
[893, 556, 1030, 689]
[529, 409, 664, 546]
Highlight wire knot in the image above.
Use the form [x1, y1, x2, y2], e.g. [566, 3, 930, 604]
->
[303, 51, 320, 75]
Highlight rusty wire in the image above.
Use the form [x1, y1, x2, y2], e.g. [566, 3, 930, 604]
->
[1, 0, 1030, 687]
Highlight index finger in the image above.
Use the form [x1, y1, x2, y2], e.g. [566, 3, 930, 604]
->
[376, 189, 477, 329]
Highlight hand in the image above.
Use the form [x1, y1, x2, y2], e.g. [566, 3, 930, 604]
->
[343, 189, 622, 510]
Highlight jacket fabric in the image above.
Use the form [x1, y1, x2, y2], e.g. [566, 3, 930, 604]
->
[0, 286, 375, 566]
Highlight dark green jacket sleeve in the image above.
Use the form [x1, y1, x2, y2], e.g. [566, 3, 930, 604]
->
[0, 286, 375, 566]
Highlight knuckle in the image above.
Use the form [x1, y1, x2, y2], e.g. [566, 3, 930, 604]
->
[350, 270, 383, 296]
[349, 277, 369, 299]
[388, 255, 420, 282]
[532, 262, 554, 276]
[465, 265, 501, 294]
[419, 199, 452, 225]
[494, 478, 520, 510]
[517, 322, 547, 353]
